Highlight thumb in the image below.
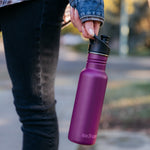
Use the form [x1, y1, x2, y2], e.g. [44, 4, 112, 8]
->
[84, 21, 94, 37]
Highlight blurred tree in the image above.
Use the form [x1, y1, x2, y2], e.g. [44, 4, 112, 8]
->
[104, 0, 148, 21]
[103, 0, 150, 55]
[129, 1, 150, 51]
[119, 0, 129, 56]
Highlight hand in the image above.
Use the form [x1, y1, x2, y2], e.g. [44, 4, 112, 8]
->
[148, 0, 150, 7]
[70, 7, 101, 39]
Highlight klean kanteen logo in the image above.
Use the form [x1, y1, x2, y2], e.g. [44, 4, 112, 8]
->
[81, 133, 97, 139]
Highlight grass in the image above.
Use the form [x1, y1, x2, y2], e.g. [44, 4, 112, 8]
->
[105, 82, 150, 103]
[129, 46, 150, 56]
[100, 81, 150, 130]
[69, 42, 150, 56]
[70, 43, 119, 55]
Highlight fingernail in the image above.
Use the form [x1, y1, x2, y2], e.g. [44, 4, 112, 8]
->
[89, 28, 94, 36]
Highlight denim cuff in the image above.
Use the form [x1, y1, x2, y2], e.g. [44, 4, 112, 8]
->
[69, 0, 104, 25]
[80, 16, 104, 26]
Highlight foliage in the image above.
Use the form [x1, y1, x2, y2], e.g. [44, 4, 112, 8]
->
[104, 0, 148, 15]
[103, 0, 150, 54]
[61, 23, 81, 35]
[100, 81, 150, 129]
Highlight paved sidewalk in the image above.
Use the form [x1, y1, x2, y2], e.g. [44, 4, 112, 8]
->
[0, 44, 150, 150]
[78, 130, 150, 150]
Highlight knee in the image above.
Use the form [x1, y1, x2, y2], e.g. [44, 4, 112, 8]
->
[13, 91, 58, 138]
[12, 87, 56, 123]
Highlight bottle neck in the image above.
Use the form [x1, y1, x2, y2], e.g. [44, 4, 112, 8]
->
[86, 53, 108, 71]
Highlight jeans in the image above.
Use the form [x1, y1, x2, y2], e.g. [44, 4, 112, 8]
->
[0, 0, 68, 149]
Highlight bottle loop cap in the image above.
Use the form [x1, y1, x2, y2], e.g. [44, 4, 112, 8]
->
[88, 34, 110, 56]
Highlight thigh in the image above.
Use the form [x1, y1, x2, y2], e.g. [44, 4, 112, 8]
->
[0, 0, 68, 106]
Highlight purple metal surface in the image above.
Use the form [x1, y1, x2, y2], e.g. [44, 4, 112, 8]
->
[68, 53, 108, 145]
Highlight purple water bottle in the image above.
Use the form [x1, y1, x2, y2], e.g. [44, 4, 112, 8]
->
[68, 35, 110, 145]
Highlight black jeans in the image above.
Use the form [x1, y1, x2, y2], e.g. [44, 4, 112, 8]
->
[0, 0, 68, 149]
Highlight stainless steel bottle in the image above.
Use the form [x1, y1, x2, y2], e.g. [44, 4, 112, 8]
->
[68, 35, 110, 145]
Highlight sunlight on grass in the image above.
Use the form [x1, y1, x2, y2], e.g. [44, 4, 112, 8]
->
[107, 81, 130, 90]
[101, 81, 150, 128]
[105, 81, 150, 103]
[104, 95, 150, 110]
[127, 70, 150, 79]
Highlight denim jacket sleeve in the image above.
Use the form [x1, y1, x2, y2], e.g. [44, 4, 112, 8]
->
[69, 0, 104, 25]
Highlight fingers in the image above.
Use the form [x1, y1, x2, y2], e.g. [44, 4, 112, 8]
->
[70, 7, 82, 32]
[82, 26, 92, 39]
[70, 6, 101, 39]
[94, 21, 101, 36]
[82, 22, 94, 39]
[82, 21, 101, 39]
[74, 9, 82, 32]
[83, 21, 101, 37]
[84, 21, 94, 37]
[70, 7, 75, 27]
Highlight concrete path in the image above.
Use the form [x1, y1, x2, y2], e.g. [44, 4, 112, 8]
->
[78, 130, 150, 150]
[0, 42, 150, 150]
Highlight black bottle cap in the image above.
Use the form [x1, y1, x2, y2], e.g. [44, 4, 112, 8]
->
[88, 35, 110, 56]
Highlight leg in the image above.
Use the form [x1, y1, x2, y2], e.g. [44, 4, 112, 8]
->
[0, 0, 68, 149]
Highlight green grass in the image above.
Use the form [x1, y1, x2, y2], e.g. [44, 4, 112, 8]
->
[129, 47, 150, 56]
[100, 81, 150, 129]
[69, 41, 150, 56]
[105, 82, 150, 103]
